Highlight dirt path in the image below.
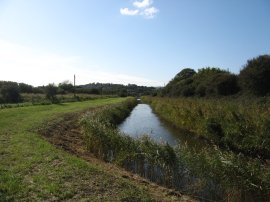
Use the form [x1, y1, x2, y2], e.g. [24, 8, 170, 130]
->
[39, 110, 196, 202]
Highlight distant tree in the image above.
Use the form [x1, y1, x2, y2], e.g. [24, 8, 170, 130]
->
[45, 84, 58, 103]
[0, 82, 21, 103]
[119, 89, 128, 97]
[19, 83, 33, 93]
[162, 68, 196, 97]
[162, 66, 240, 97]
[193, 67, 238, 97]
[58, 80, 74, 94]
[174, 68, 196, 80]
[239, 55, 270, 96]
[215, 74, 239, 96]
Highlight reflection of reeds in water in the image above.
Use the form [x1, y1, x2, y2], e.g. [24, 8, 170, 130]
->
[80, 98, 224, 200]
[142, 96, 270, 201]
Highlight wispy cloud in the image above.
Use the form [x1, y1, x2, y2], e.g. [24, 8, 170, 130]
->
[143, 7, 159, 19]
[120, 0, 159, 19]
[133, 0, 153, 8]
[120, 8, 139, 16]
[0, 39, 162, 86]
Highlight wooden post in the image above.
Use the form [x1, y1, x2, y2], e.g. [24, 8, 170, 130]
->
[74, 74, 76, 98]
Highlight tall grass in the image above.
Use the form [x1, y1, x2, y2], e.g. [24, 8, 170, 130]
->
[143, 96, 270, 158]
[81, 98, 180, 188]
[81, 96, 270, 200]
[143, 96, 270, 199]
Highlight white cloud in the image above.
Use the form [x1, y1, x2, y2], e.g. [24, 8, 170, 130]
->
[0, 39, 162, 86]
[120, 8, 139, 16]
[142, 7, 159, 19]
[120, 0, 159, 19]
[133, 0, 152, 8]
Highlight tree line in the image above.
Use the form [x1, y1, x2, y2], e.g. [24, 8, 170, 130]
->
[161, 55, 270, 97]
[0, 80, 156, 104]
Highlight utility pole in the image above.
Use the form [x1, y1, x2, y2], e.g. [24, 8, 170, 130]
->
[74, 74, 76, 98]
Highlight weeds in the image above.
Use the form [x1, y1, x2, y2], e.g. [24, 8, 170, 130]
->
[81, 98, 179, 188]
[142, 96, 270, 199]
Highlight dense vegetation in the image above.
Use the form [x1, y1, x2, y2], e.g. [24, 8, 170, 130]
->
[136, 55, 270, 199]
[143, 96, 270, 198]
[143, 97, 270, 158]
[161, 55, 270, 97]
[78, 83, 156, 97]
[81, 98, 180, 188]
[0, 80, 156, 104]
[81, 97, 270, 200]
[1, 98, 171, 201]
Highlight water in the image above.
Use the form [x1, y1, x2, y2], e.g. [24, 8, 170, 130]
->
[118, 104, 270, 201]
[118, 104, 223, 199]
[119, 104, 204, 148]
[119, 104, 178, 145]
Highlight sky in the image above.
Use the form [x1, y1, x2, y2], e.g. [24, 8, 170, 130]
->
[0, 0, 270, 87]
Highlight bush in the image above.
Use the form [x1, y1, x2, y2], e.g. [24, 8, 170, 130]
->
[239, 55, 270, 96]
[45, 84, 58, 103]
[0, 82, 21, 103]
[215, 74, 239, 96]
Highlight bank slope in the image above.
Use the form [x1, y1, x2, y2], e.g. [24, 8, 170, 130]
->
[0, 98, 192, 202]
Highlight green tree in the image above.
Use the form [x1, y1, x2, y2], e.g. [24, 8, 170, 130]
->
[215, 74, 239, 96]
[58, 80, 74, 94]
[19, 83, 33, 93]
[45, 84, 58, 103]
[0, 82, 21, 103]
[239, 55, 270, 96]
[162, 68, 196, 97]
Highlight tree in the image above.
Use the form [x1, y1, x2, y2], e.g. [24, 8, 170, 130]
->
[215, 74, 239, 96]
[45, 84, 58, 103]
[0, 82, 21, 103]
[58, 80, 74, 94]
[162, 68, 196, 97]
[19, 83, 33, 93]
[239, 55, 270, 96]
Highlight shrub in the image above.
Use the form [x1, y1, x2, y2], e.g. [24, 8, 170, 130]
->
[45, 83, 58, 103]
[239, 55, 270, 96]
[0, 82, 21, 103]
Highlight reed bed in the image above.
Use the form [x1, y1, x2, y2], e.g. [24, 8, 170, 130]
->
[143, 96, 270, 158]
[143, 96, 270, 199]
[80, 98, 180, 188]
[81, 97, 270, 200]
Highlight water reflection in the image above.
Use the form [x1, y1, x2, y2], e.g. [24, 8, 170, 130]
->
[118, 103, 270, 201]
[119, 104, 178, 145]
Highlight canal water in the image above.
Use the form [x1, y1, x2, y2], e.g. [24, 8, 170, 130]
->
[118, 103, 268, 201]
[119, 103, 203, 148]
[119, 104, 178, 145]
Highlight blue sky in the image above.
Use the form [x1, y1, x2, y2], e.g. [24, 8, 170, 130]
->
[0, 0, 270, 86]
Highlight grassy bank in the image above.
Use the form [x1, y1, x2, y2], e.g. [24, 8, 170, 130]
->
[81, 98, 179, 188]
[0, 93, 115, 109]
[142, 96, 270, 197]
[0, 98, 161, 201]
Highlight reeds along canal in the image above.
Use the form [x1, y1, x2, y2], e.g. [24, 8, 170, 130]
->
[118, 103, 270, 202]
[118, 104, 223, 199]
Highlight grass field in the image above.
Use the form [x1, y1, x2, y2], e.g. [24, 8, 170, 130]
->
[0, 98, 187, 201]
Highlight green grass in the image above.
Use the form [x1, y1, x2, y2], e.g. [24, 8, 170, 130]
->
[0, 98, 155, 201]
[81, 98, 179, 189]
[142, 96, 270, 195]
[143, 96, 270, 157]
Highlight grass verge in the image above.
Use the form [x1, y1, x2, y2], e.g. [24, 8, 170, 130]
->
[0, 98, 180, 201]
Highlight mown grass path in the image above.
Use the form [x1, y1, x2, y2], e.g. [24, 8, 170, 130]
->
[0, 98, 154, 201]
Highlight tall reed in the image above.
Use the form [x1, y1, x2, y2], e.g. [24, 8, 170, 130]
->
[80, 98, 179, 188]
[143, 96, 270, 158]
[143, 96, 270, 198]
